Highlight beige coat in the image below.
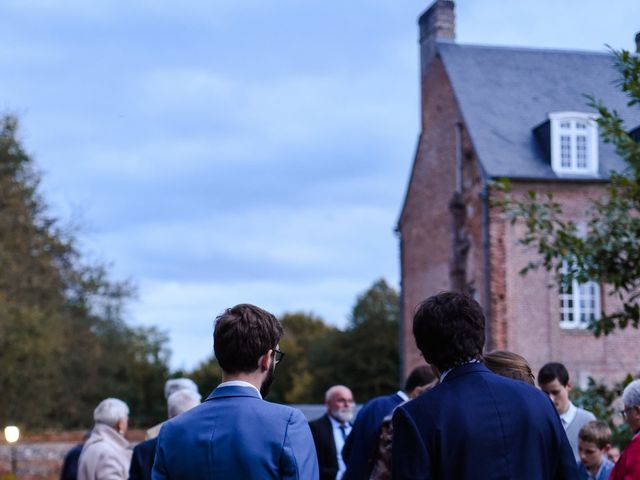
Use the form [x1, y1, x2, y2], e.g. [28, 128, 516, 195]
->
[77, 423, 132, 480]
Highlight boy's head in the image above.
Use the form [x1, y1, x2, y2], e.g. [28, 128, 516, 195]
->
[538, 362, 572, 414]
[578, 421, 612, 471]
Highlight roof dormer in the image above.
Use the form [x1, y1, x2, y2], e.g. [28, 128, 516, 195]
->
[548, 112, 599, 176]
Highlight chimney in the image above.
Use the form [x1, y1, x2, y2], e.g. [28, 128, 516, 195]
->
[419, 1, 455, 67]
[636, 32, 640, 53]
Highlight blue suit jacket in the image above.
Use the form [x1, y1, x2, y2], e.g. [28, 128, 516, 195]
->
[342, 392, 403, 480]
[128, 437, 157, 480]
[392, 363, 579, 480]
[152, 385, 319, 480]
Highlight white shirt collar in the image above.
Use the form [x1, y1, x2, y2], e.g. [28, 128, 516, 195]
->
[396, 390, 409, 402]
[217, 380, 262, 399]
[559, 401, 577, 427]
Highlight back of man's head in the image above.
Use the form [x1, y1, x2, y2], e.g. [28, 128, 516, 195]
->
[167, 389, 201, 419]
[214, 303, 283, 374]
[164, 378, 199, 400]
[404, 365, 436, 394]
[412, 292, 485, 372]
[538, 362, 570, 387]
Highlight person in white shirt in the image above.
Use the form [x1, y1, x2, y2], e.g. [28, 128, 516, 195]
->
[538, 361, 596, 460]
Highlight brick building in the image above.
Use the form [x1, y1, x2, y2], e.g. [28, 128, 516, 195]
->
[398, 0, 640, 384]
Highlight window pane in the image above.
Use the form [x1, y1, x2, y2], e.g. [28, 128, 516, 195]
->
[576, 122, 587, 129]
[576, 135, 588, 168]
[561, 135, 571, 167]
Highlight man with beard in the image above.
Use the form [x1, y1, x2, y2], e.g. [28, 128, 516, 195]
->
[152, 304, 319, 480]
[309, 385, 355, 480]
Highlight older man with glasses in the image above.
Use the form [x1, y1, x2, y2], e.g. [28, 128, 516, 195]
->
[610, 379, 640, 479]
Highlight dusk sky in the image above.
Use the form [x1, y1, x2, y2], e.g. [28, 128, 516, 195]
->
[1, 0, 638, 369]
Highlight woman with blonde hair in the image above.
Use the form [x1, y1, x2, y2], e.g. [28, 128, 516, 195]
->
[483, 350, 536, 386]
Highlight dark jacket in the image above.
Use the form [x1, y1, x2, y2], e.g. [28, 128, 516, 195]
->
[128, 438, 157, 480]
[309, 414, 339, 480]
[342, 393, 403, 480]
[392, 363, 578, 480]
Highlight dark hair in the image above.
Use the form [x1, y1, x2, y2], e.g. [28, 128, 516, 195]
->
[538, 362, 570, 387]
[483, 350, 535, 386]
[412, 292, 485, 372]
[214, 304, 283, 374]
[579, 421, 612, 449]
[404, 365, 436, 393]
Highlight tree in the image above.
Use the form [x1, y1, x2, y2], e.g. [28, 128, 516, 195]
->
[270, 312, 335, 404]
[0, 115, 171, 429]
[309, 279, 401, 402]
[495, 49, 640, 336]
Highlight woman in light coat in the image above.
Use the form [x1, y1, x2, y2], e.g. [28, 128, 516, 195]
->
[78, 398, 132, 480]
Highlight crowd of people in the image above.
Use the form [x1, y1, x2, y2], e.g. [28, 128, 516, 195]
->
[60, 293, 640, 479]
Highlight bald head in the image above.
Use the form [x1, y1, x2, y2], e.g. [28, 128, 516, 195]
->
[324, 385, 354, 424]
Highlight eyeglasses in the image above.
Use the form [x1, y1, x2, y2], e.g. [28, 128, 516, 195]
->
[272, 349, 285, 365]
[621, 406, 636, 420]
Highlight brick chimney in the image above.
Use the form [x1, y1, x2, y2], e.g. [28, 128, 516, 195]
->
[419, 1, 455, 68]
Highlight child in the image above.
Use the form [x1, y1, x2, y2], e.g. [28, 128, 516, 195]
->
[577, 421, 614, 480]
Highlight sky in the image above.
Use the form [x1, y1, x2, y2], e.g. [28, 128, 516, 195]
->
[1, 0, 638, 370]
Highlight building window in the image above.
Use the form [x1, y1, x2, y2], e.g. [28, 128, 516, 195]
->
[549, 112, 599, 175]
[559, 262, 601, 329]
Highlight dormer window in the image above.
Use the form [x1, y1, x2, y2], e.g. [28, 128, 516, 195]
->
[549, 112, 598, 175]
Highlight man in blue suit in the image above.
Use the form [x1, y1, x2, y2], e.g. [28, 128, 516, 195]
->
[342, 365, 435, 480]
[152, 304, 319, 480]
[392, 292, 578, 480]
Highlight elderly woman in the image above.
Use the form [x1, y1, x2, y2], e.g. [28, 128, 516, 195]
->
[610, 379, 640, 479]
[78, 398, 132, 480]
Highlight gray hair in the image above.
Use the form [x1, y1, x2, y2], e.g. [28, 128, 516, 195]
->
[167, 389, 201, 418]
[622, 379, 640, 408]
[93, 398, 129, 427]
[164, 378, 199, 400]
[324, 385, 352, 403]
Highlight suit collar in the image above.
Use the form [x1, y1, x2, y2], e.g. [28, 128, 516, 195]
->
[441, 362, 492, 383]
[206, 384, 262, 401]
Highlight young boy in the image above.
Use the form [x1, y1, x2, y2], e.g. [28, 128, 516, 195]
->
[577, 421, 614, 480]
[538, 362, 596, 460]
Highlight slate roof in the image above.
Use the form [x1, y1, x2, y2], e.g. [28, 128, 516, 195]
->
[437, 41, 640, 180]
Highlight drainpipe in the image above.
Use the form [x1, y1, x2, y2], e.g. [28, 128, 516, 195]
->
[480, 183, 492, 351]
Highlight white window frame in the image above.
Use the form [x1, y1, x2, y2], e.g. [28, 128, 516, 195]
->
[549, 112, 599, 176]
[558, 261, 601, 330]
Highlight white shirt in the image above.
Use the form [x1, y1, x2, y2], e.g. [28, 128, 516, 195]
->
[217, 380, 262, 399]
[559, 401, 577, 429]
[328, 414, 352, 480]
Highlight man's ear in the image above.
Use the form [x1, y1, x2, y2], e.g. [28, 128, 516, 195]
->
[566, 380, 573, 392]
[602, 443, 611, 454]
[258, 350, 272, 372]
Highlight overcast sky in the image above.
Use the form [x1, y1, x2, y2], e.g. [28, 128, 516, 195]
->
[1, 0, 638, 370]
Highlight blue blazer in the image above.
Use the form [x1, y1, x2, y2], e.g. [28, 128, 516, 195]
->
[392, 363, 578, 480]
[342, 392, 404, 480]
[152, 385, 319, 480]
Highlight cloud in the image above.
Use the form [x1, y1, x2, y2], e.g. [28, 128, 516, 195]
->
[132, 275, 379, 369]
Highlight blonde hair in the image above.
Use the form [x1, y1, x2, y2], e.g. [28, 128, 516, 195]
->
[483, 350, 535, 386]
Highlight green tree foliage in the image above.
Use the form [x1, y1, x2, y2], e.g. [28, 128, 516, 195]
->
[572, 375, 635, 448]
[0, 116, 170, 429]
[186, 279, 400, 406]
[495, 49, 640, 336]
[308, 279, 401, 403]
[188, 355, 223, 399]
[270, 312, 335, 404]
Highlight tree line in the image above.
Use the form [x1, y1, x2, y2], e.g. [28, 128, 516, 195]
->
[0, 116, 399, 429]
